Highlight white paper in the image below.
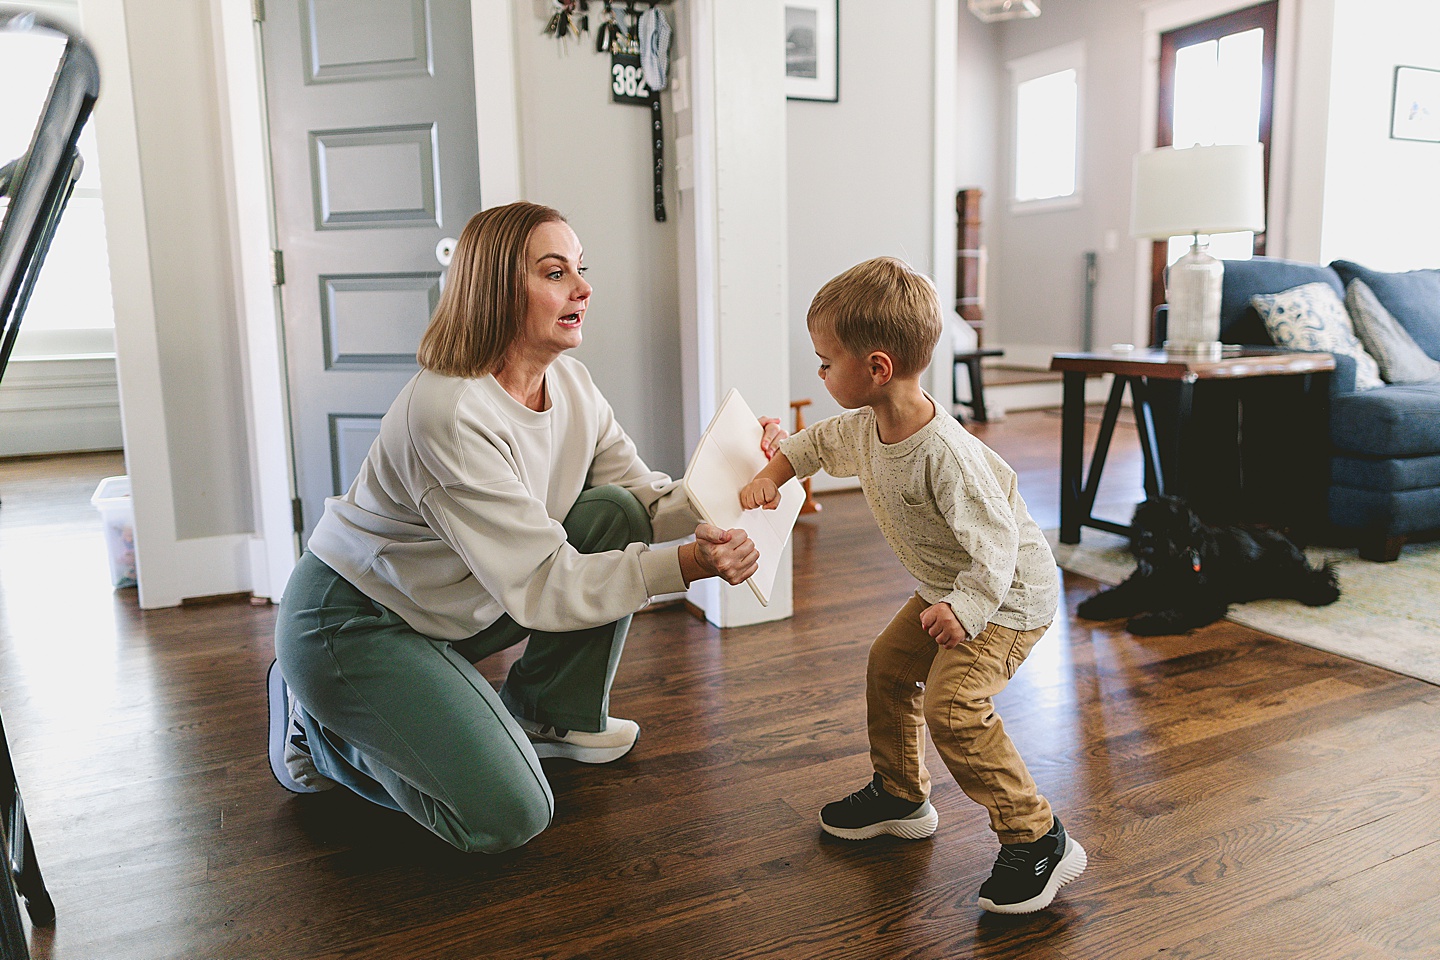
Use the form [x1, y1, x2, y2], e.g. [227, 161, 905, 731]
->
[681, 388, 806, 606]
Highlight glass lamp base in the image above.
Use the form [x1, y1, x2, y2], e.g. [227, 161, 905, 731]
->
[1164, 240, 1224, 359]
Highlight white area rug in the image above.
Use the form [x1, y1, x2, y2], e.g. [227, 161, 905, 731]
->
[1049, 529, 1440, 687]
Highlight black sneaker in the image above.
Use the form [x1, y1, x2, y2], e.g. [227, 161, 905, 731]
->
[819, 773, 939, 840]
[977, 817, 1087, 914]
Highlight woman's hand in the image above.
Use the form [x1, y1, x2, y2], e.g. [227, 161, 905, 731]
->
[740, 478, 780, 511]
[758, 417, 787, 460]
[683, 522, 759, 586]
[920, 602, 969, 649]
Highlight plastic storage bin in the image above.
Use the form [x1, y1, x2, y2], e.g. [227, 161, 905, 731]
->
[91, 475, 137, 588]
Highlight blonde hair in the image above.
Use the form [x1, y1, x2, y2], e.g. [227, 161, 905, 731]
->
[416, 202, 567, 377]
[806, 257, 943, 377]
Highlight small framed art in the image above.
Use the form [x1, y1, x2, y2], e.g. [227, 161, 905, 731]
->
[1391, 65, 1440, 143]
[784, 0, 838, 102]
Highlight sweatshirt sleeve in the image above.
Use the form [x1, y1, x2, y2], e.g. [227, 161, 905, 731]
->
[417, 476, 686, 633]
[933, 458, 1020, 640]
[777, 414, 862, 481]
[584, 383, 698, 543]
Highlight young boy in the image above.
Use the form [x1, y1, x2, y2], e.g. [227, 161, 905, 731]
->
[740, 257, 1085, 914]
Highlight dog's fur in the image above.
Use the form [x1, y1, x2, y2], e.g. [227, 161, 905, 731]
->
[1076, 496, 1340, 635]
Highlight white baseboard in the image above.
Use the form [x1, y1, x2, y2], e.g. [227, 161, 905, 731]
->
[0, 355, 124, 455]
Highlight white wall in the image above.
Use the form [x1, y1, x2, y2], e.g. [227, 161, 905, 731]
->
[786, 0, 938, 438]
[1319, 0, 1440, 270]
[511, 7, 687, 476]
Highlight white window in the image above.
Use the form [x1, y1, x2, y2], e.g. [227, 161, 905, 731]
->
[1009, 42, 1084, 212]
[0, 2, 116, 359]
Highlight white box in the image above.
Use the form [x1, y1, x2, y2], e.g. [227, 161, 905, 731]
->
[91, 475, 137, 589]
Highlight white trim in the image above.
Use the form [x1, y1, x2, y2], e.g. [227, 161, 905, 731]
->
[930, 0, 959, 407]
[214, 0, 297, 602]
[472, 0, 522, 206]
[0, 355, 122, 455]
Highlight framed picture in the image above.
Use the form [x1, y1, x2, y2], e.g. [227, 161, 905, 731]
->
[1391, 65, 1440, 143]
[784, 0, 838, 102]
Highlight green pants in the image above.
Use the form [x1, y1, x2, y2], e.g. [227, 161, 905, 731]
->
[273, 485, 653, 853]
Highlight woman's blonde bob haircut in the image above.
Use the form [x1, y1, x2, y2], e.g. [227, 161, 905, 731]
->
[416, 201, 567, 378]
[806, 256, 943, 377]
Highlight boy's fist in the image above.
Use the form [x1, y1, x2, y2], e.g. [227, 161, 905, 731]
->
[740, 478, 780, 510]
[920, 601, 969, 649]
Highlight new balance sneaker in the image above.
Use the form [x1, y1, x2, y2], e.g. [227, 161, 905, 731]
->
[266, 661, 336, 794]
[517, 716, 640, 764]
[819, 773, 939, 841]
[977, 816, 1087, 914]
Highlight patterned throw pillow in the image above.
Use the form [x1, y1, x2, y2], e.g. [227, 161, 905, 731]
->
[1345, 279, 1440, 384]
[1250, 282, 1384, 391]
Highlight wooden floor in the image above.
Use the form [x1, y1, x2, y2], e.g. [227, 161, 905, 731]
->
[2, 412, 1437, 960]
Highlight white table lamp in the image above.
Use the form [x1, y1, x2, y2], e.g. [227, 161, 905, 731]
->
[1131, 143, 1266, 358]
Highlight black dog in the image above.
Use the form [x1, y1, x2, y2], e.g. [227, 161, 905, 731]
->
[1076, 496, 1340, 636]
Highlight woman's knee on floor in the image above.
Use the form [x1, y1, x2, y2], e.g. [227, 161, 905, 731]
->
[445, 776, 554, 854]
[564, 485, 652, 554]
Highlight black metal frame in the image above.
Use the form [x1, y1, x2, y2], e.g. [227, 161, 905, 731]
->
[0, 8, 101, 957]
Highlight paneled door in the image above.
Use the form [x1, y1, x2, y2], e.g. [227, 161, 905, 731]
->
[261, 0, 479, 541]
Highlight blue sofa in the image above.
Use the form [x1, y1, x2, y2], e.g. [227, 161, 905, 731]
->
[1169, 256, 1440, 561]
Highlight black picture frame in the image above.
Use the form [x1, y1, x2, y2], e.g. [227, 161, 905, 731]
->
[784, 0, 838, 103]
[1391, 65, 1440, 143]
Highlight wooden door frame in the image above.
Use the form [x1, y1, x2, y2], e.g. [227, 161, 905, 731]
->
[1147, 1, 1278, 343]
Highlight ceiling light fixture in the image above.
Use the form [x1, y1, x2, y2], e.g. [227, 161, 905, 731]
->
[967, 0, 1041, 23]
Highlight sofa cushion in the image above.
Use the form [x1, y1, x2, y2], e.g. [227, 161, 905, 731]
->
[1251, 282, 1383, 390]
[1346, 279, 1440, 384]
[1218, 257, 1344, 345]
[1332, 452, 1440, 493]
[1330, 260, 1440, 360]
[1330, 383, 1440, 457]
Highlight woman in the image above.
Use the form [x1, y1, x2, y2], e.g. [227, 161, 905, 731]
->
[267, 201, 778, 853]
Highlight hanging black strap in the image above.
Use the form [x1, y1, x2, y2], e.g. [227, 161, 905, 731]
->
[650, 90, 665, 222]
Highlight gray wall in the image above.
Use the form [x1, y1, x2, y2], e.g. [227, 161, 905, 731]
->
[512, 5, 686, 476]
[123, 0, 253, 539]
[786, 0, 938, 429]
[987, 0, 1147, 359]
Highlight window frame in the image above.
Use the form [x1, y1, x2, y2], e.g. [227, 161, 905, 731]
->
[1007, 40, 1085, 215]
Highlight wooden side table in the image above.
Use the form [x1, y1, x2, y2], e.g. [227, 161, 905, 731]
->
[1049, 347, 1335, 544]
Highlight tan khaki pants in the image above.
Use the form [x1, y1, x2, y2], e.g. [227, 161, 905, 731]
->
[866, 593, 1053, 844]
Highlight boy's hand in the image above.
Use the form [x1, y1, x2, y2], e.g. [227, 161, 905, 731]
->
[758, 417, 788, 460]
[693, 523, 759, 585]
[740, 478, 781, 511]
[920, 602, 969, 649]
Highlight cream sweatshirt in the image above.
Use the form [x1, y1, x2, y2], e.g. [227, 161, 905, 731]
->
[308, 356, 697, 640]
[778, 400, 1059, 638]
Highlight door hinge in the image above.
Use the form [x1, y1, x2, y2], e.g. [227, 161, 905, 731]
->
[252, 0, 265, 23]
[271, 249, 285, 286]
[291, 497, 303, 533]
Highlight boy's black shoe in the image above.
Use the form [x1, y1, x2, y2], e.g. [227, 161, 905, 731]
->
[977, 816, 1087, 914]
[819, 773, 939, 840]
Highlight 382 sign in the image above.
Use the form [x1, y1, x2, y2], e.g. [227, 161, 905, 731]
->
[610, 53, 651, 104]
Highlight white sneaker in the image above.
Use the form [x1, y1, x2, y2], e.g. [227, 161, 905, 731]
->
[517, 716, 640, 764]
[266, 661, 336, 794]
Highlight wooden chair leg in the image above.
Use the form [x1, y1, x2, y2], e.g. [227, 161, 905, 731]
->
[788, 399, 821, 515]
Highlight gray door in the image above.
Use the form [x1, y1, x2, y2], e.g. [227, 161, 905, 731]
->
[261, 0, 479, 541]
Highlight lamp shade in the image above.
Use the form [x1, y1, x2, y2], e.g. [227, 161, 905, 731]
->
[1130, 143, 1266, 239]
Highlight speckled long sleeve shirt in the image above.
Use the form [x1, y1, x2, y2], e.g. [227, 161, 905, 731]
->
[777, 399, 1059, 638]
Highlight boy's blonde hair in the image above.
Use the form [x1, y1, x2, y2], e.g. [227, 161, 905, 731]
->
[806, 257, 943, 377]
[417, 201, 567, 378]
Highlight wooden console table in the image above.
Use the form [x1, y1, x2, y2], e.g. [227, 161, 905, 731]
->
[1050, 347, 1335, 544]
